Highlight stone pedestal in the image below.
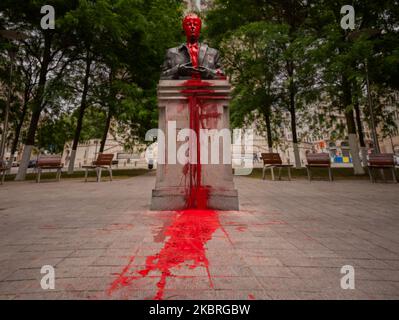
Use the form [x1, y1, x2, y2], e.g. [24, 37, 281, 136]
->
[151, 79, 239, 211]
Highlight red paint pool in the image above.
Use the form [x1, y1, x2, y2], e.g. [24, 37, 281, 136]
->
[107, 209, 223, 300]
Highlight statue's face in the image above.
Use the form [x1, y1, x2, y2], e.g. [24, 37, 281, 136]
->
[183, 15, 202, 41]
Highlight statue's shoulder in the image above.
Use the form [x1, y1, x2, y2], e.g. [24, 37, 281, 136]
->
[165, 45, 184, 55]
[207, 46, 220, 55]
[201, 43, 220, 56]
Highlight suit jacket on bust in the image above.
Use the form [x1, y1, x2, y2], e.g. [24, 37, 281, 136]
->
[161, 43, 224, 79]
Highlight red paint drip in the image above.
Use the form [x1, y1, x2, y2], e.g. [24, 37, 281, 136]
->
[248, 294, 255, 300]
[183, 79, 218, 209]
[107, 209, 223, 300]
[181, 79, 212, 87]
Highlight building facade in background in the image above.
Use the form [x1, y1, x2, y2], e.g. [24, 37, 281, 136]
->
[183, 0, 211, 12]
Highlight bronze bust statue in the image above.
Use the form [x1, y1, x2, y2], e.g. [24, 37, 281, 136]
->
[161, 13, 224, 80]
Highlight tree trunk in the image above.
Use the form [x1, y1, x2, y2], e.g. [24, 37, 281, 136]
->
[287, 62, 301, 168]
[354, 102, 365, 148]
[99, 70, 115, 154]
[68, 56, 92, 174]
[291, 109, 301, 168]
[263, 108, 273, 152]
[15, 31, 53, 181]
[99, 110, 112, 154]
[342, 77, 364, 175]
[290, 84, 302, 169]
[354, 101, 368, 167]
[7, 88, 30, 172]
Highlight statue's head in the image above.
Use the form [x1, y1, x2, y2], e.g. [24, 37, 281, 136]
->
[183, 13, 202, 42]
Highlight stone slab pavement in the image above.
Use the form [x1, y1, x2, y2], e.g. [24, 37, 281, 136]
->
[0, 173, 398, 300]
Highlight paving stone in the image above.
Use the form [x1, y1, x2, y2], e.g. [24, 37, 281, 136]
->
[0, 174, 398, 299]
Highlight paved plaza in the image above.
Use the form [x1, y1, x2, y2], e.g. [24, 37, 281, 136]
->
[0, 172, 398, 300]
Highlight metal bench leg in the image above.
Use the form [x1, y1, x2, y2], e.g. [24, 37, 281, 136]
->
[36, 168, 41, 183]
[271, 167, 275, 181]
[391, 167, 398, 183]
[288, 167, 292, 181]
[381, 168, 386, 183]
[307, 167, 311, 182]
[56, 168, 61, 181]
[328, 167, 333, 182]
[97, 168, 102, 182]
[367, 167, 374, 183]
[109, 168, 113, 181]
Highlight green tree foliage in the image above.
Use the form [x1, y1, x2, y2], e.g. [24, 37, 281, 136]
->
[206, 0, 317, 167]
[205, 0, 398, 167]
[0, 0, 182, 179]
[36, 106, 106, 153]
[305, 0, 398, 156]
[220, 22, 289, 150]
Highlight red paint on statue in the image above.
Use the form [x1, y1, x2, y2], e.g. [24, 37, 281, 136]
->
[107, 209, 222, 300]
[106, 14, 235, 301]
[183, 13, 202, 68]
[180, 74, 226, 209]
[181, 79, 212, 87]
[200, 103, 221, 129]
[188, 43, 199, 69]
[180, 13, 224, 203]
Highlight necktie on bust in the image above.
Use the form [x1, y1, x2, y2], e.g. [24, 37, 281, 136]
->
[188, 43, 199, 69]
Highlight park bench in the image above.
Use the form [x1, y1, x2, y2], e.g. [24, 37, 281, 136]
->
[83, 153, 114, 182]
[367, 153, 398, 183]
[261, 153, 293, 181]
[0, 160, 8, 185]
[306, 153, 333, 182]
[36, 155, 63, 183]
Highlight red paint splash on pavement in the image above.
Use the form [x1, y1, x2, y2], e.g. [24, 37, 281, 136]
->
[107, 255, 137, 295]
[107, 209, 223, 300]
[235, 226, 247, 232]
[248, 294, 255, 300]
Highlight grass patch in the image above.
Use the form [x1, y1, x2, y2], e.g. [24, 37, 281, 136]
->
[3, 168, 151, 182]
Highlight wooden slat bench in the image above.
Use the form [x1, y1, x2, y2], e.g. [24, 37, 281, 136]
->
[0, 160, 8, 185]
[306, 153, 333, 182]
[261, 153, 293, 181]
[82, 153, 114, 182]
[36, 155, 63, 183]
[367, 153, 398, 183]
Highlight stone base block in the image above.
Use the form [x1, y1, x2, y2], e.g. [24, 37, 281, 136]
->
[151, 188, 239, 211]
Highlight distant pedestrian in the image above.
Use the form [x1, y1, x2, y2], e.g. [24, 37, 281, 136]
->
[253, 153, 259, 163]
